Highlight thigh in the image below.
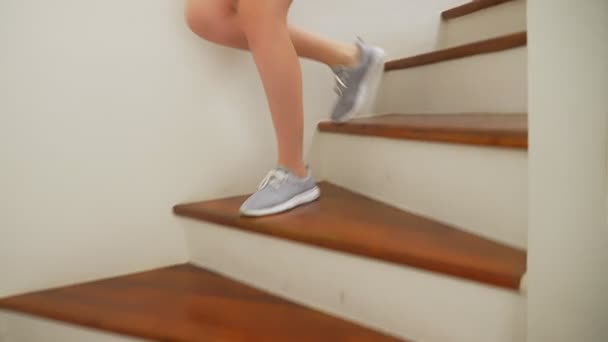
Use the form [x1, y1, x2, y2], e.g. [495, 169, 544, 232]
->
[185, 0, 237, 25]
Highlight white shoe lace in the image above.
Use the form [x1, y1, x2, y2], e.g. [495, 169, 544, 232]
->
[258, 168, 289, 190]
[333, 37, 364, 97]
[333, 68, 349, 97]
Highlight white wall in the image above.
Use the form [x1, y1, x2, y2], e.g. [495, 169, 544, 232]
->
[0, 0, 465, 298]
[0, 0, 201, 297]
[528, 0, 608, 341]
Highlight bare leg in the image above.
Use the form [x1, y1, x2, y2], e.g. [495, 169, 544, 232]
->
[184, 0, 364, 177]
[185, 0, 359, 68]
[232, 0, 306, 176]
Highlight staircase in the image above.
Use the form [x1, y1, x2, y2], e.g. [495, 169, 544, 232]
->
[0, 1, 528, 341]
[0, 265, 400, 342]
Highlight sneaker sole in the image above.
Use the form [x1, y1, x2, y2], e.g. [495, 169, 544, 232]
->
[240, 186, 321, 217]
[334, 47, 387, 123]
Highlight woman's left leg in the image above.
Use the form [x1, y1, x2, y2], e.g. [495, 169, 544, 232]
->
[237, 0, 321, 216]
[238, 0, 306, 177]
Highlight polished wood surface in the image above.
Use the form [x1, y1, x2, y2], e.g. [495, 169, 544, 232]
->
[442, 0, 516, 19]
[0, 265, 403, 342]
[174, 183, 526, 290]
[385, 31, 527, 71]
[318, 113, 527, 149]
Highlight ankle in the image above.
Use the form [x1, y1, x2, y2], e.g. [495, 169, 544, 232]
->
[329, 44, 360, 69]
[342, 44, 360, 68]
[279, 162, 307, 178]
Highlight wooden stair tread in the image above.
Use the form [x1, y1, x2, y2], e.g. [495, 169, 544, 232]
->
[0, 265, 402, 342]
[318, 113, 528, 149]
[385, 31, 527, 71]
[442, 0, 516, 20]
[174, 183, 527, 290]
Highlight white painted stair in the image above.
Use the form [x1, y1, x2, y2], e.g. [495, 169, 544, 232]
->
[377, 37, 527, 114]
[175, 181, 526, 342]
[317, 1, 529, 249]
[0, 311, 147, 342]
[310, 129, 528, 249]
[184, 221, 525, 342]
[377, 0, 527, 115]
[438, 0, 527, 48]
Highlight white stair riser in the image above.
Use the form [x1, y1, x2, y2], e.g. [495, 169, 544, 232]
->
[311, 133, 528, 249]
[0, 311, 148, 342]
[0, 314, 7, 342]
[184, 221, 526, 342]
[439, 0, 527, 48]
[377, 47, 527, 114]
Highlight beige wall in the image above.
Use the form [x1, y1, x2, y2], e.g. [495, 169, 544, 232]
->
[0, 0, 200, 297]
[528, 0, 608, 341]
[0, 0, 465, 298]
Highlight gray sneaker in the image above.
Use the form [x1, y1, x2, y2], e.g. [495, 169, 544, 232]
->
[240, 167, 320, 217]
[331, 39, 386, 123]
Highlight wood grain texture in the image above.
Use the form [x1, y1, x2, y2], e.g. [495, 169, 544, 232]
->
[385, 31, 527, 71]
[174, 183, 527, 290]
[442, 0, 516, 19]
[0, 265, 403, 342]
[318, 113, 528, 149]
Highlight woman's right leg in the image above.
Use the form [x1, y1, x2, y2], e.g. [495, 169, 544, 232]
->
[185, 0, 359, 68]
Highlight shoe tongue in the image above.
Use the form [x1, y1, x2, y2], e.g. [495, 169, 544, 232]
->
[356, 38, 364, 50]
[275, 166, 291, 176]
[276, 166, 311, 181]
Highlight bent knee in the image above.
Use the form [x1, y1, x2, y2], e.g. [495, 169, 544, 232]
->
[185, 1, 234, 42]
